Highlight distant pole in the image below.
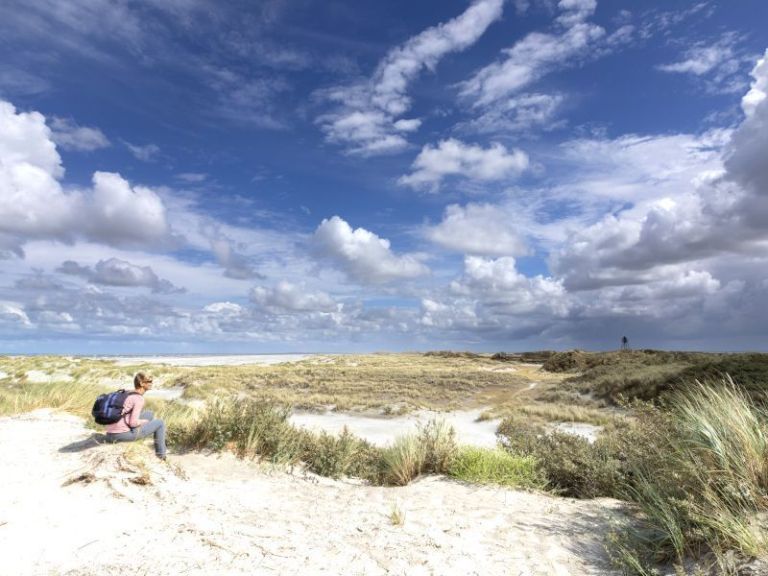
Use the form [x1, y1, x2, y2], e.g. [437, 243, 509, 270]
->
[621, 336, 629, 350]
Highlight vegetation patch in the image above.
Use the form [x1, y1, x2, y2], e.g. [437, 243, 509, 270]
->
[448, 447, 545, 489]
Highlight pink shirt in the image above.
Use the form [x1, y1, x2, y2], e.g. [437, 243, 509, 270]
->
[105, 393, 144, 433]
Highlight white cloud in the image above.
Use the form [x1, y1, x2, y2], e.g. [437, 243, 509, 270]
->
[657, 33, 753, 94]
[399, 139, 529, 191]
[318, 0, 504, 155]
[0, 301, 32, 327]
[725, 48, 768, 206]
[426, 203, 529, 256]
[203, 301, 244, 316]
[419, 256, 569, 334]
[250, 281, 338, 313]
[461, 92, 566, 134]
[451, 256, 569, 316]
[459, 2, 604, 107]
[0, 99, 174, 255]
[49, 117, 110, 151]
[549, 50, 768, 291]
[125, 142, 160, 161]
[313, 216, 429, 283]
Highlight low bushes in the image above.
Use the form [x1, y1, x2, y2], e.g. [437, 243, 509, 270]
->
[171, 398, 548, 491]
[497, 416, 621, 498]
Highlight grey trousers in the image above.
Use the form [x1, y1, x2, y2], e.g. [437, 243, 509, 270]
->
[105, 410, 167, 457]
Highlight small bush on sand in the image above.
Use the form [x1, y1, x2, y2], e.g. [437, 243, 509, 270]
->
[497, 416, 621, 498]
[303, 427, 382, 481]
[418, 418, 458, 474]
[448, 447, 545, 489]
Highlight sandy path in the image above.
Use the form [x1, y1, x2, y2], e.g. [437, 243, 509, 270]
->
[0, 411, 624, 575]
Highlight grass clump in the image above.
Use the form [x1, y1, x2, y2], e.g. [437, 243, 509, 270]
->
[382, 434, 427, 486]
[380, 417, 460, 485]
[607, 380, 768, 573]
[0, 380, 101, 417]
[448, 446, 545, 489]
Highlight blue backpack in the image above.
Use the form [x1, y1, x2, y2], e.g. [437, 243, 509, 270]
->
[92, 390, 139, 425]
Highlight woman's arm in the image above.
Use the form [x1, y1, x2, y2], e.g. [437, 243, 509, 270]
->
[126, 395, 145, 428]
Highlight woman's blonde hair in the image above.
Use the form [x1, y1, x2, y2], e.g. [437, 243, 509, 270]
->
[133, 372, 153, 389]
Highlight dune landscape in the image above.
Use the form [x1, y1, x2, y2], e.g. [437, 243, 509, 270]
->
[2, 351, 767, 575]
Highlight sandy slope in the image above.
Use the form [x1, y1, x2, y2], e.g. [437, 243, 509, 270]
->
[0, 411, 625, 576]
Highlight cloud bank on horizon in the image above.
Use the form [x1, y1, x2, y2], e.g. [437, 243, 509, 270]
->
[0, 0, 767, 353]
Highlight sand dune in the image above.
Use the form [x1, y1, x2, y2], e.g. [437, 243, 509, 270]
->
[0, 410, 624, 575]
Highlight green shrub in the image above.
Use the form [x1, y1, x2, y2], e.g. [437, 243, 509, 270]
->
[448, 446, 545, 489]
[303, 427, 383, 481]
[172, 398, 304, 464]
[497, 416, 621, 498]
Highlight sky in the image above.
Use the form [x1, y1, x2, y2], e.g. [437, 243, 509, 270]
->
[1, 0, 767, 354]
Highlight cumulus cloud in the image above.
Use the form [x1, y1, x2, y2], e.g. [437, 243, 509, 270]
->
[425, 203, 529, 256]
[419, 256, 569, 336]
[313, 216, 429, 283]
[459, 0, 604, 107]
[49, 117, 110, 151]
[250, 281, 338, 313]
[550, 49, 768, 291]
[399, 139, 529, 191]
[0, 99, 175, 256]
[317, 0, 504, 155]
[451, 256, 569, 316]
[725, 49, 768, 209]
[58, 258, 185, 294]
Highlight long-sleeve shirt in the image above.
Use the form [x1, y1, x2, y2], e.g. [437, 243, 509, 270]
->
[105, 393, 144, 433]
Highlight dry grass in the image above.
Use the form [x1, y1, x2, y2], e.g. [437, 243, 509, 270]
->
[0, 353, 572, 414]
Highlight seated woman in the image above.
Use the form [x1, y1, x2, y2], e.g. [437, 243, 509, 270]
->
[104, 372, 167, 460]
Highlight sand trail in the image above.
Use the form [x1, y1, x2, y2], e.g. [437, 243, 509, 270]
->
[0, 410, 623, 575]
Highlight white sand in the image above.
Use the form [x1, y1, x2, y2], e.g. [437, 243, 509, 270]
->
[552, 422, 603, 444]
[291, 409, 503, 448]
[0, 410, 624, 575]
[102, 354, 311, 367]
[25, 370, 74, 383]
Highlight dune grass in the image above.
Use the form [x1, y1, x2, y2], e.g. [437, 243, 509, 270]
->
[606, 379, 768, 573]
[0, 380, 101, 417]
[0, 353, 569, 415]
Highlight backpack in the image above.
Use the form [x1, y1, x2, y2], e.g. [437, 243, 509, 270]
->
[92, 389, 139, 425]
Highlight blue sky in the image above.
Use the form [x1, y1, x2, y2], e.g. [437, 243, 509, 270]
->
[1, 0, 767, 354]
